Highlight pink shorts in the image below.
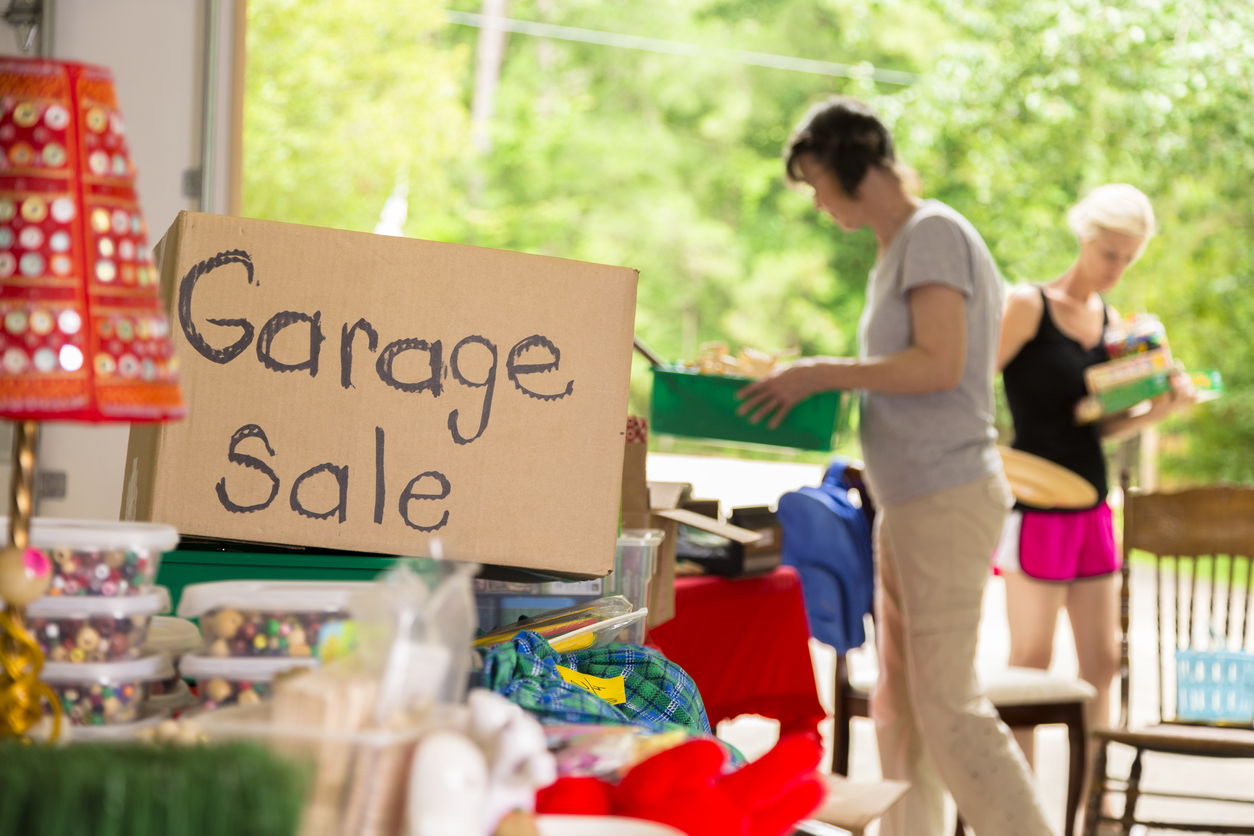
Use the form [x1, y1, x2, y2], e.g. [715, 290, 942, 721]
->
[992, 502, 1119, 581]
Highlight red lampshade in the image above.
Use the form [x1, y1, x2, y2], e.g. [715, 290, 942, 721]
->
[0, 58, 183, 423]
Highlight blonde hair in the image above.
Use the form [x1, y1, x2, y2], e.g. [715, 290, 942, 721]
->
[1067, 184, 1156, 256]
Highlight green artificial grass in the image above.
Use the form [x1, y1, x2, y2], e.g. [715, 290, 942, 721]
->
[0, 741, 309, 836]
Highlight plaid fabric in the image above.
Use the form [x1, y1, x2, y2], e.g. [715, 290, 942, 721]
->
[480, 630, 711, 734]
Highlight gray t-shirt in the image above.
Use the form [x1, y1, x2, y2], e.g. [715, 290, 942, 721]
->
[856, 200, 1003, 507]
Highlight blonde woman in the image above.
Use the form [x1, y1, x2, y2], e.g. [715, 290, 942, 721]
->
[995, 184, 1194, 764]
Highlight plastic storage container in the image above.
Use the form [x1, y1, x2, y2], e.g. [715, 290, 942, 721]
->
[607, 530, 665, 645]
[181, 653, 320, 711]
[473, 577, 605, 633]
[41, 651, 174, 726]
[1175, 649, 1254, 724]
[177, 580, 371, 660]
[27, 587, 170, 663]
[0, 517, 179, 596]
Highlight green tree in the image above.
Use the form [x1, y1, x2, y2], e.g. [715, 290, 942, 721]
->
[243, 0, 470, 234]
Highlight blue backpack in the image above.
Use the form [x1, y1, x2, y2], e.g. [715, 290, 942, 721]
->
[776, 459, 875, 654]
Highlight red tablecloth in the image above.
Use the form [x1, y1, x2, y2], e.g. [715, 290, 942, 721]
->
[649, 565, 825, 736]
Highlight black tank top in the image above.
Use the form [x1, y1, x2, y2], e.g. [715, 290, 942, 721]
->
[1003, 286, 1109, 508]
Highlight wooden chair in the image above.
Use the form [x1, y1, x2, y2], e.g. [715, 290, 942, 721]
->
[1083, 486, 1254, 835]
[833, 466, 1094, 836]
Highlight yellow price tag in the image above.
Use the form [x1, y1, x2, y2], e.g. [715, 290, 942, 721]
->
[556, 665, 627, 705]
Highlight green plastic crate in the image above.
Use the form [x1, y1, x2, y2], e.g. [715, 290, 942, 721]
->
[650, 367, 850, 452]
[157, 550, 397, 612]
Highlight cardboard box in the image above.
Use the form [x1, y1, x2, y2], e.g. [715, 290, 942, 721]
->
[123, 212, 638, 575]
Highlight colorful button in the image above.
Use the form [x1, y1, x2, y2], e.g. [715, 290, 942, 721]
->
[91, 208, 111, 233]
[44, 105, 69, 130]
[141, 357, 156, 381]
[32, 347, 56, 373]
[58, 344, 83, 372]
[111, 210, 129, 235]
[20, 197, 47, 223]
[95, 259, 117, 283]
[0, 253, 15, 278]
[117, 353, 139, 378]
[120, 264, 136, 284]
[88, 150, 110, 176]
[49, 231, 70, 252]
[0, 228, 12, 249]
[130, 216, 142, 236]
[30, 309, 54, 336]
[3, 347, 28, 374]
[0, 124, 14, 142]
[18, 252, 43, 277]
[18, 226, 43, 249]
[98, 318, 114, 338]
[57, 310, 81, 335]
[97, 237, 115, 258]
[111, 154, 127, 176]
[13, 102, 39, 127]
[5, 310, 28, 335]
[117, 239, 134, 260]
[50, 197, 75, 223]
[0, 200, 14, 221]
[116, 318, 134, 341]
[85, 107, 108, 133]
[94, 353, 116, 375]
[9, 143, 34, 166]
[42, 142, 66, 168]
[50, 254, 71, 276]
[110, 113, 126, 136]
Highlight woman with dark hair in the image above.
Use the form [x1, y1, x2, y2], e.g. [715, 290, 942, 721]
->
[740, 97, 1055, 836]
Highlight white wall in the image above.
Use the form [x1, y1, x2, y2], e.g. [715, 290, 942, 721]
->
[1, 0, 238, 520]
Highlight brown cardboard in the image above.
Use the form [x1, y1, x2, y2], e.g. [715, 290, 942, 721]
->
[652, 508, 762, 545]
[798, 776, 910, 836]
[124, 212, 638, 574]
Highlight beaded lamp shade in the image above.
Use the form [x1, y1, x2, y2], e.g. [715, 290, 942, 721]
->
[0, 57, 183, 422]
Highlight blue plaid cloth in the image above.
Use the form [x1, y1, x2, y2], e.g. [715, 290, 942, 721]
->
[480, 630, 711, 734]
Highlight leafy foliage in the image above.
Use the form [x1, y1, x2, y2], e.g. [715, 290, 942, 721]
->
[242, 0, 1254, 480]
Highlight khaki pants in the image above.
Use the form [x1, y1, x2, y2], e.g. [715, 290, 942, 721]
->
[872, 474, 1056, 836]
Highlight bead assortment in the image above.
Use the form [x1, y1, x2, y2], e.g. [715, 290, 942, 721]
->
[39, 652, 175, 726]
[30, 614, 149, 663]
[199, 677, 271, 711]
[179, 652, 320, 713]
[47, 546, 158, 596]
[201, 608, 352, 659]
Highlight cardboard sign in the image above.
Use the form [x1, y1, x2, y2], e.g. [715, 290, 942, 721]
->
[123, 212, 637, 574]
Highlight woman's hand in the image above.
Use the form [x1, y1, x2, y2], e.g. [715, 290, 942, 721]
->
[1145, 363, 1200, 420]
[736, 358, 847, 429]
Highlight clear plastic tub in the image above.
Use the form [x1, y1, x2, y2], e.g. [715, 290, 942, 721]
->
[0, 517, 179, 596]
[180, 653, 320, 711]
[176, 580, 371, 660]
[41, 651, 174, 726]
[607, 530, 664, 644]
[27, 587, 170, 663]
[474, 595, 635, 650]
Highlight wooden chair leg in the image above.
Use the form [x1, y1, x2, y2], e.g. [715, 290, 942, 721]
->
[1082, 739, 1108, 836]
[1064, 702, 1087, 836]
[832, 657, 851, 776]
[1120, 748, 1144, 836]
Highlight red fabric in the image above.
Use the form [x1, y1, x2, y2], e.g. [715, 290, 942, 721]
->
[649, 566, 825, 736]
[536, 735, 827, 836]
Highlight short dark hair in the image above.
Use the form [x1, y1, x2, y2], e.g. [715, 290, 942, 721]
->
[784, 96, 896, 197]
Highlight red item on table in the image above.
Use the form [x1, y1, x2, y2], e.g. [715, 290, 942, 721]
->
[649, 566, 825, 737]
[536, 735, 827, 836]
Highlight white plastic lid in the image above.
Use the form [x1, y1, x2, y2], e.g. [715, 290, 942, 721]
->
[179, 652, 319, 682]
[144, 616, 204, 654]
[176, 580, 374, 618]
[0, 517, 180, 552]
[42, 651, 175, 685]
[27, 587, 170, 619]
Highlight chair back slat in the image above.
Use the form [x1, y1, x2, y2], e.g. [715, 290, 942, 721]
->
[1123, 487, 1254, 726]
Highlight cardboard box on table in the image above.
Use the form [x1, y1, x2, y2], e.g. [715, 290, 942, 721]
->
[124, 212, 638, 576]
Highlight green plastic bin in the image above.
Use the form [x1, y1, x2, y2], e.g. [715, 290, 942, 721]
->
[156, 550, 397, 612]
[650, 367, 851, 452]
